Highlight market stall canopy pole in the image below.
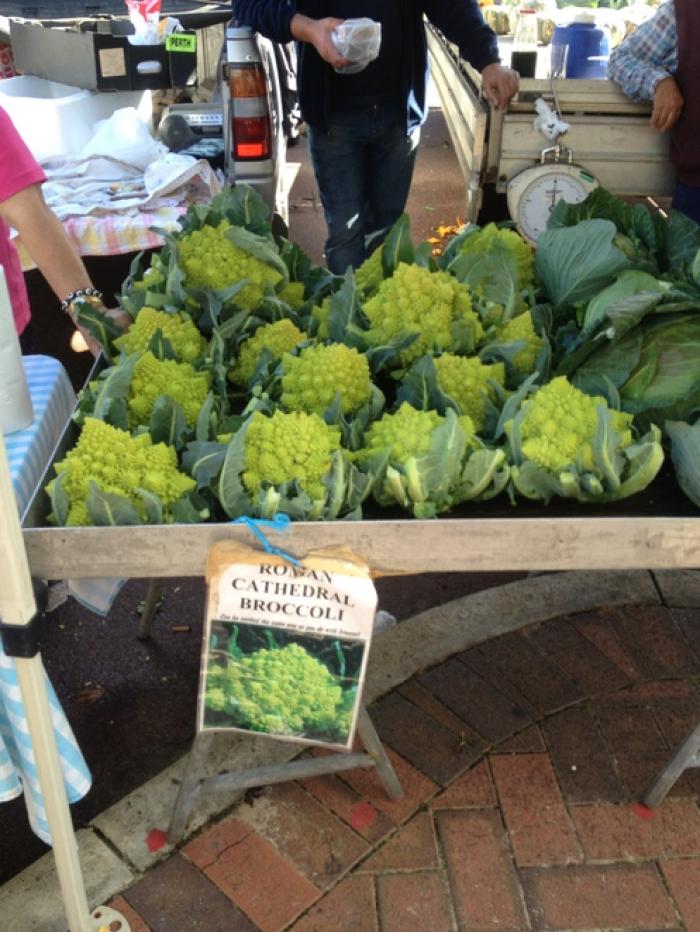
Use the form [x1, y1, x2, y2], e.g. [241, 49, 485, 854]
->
[0, 432, 126, 932]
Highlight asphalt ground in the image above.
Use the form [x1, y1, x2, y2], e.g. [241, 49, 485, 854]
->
[1, 107, 525, 886]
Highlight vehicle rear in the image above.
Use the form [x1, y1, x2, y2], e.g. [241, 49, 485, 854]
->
[223, 24, 289, 224]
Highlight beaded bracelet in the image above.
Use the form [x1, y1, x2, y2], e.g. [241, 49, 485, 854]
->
[60, 287, 103, 314]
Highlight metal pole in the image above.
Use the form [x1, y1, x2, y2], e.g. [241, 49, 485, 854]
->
[0, 431, 113, 931]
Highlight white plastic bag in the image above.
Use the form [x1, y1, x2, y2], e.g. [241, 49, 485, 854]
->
[332, 18, 382, 75]
[80, 107, 166, 170]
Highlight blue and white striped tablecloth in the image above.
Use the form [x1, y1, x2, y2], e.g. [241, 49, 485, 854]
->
[6, 354, 76, 521]
[2, 354, 92, 844]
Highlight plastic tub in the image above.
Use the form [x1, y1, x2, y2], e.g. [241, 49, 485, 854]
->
[551, 18, 611, 79]
[0, 75, 152, 162]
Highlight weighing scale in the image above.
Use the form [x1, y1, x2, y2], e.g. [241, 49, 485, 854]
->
[506, 144, 600, 244]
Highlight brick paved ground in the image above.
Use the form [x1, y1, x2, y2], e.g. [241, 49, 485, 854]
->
[110, 603, 700, 931]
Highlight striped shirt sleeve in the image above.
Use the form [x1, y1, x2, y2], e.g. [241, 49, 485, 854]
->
[606, 1, 678, 101]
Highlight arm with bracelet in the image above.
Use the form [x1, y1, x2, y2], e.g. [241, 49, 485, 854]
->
[0, 105, 128, 356]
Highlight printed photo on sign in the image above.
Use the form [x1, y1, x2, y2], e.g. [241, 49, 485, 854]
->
[198, 553, 377, 750]
[202, 621, 365, 747]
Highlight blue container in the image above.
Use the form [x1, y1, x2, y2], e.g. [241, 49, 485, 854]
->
[551, 21, 611, 79]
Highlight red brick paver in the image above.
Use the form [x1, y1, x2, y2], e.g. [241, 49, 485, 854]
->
[491, 754, 583, 866]
[376, 871, 454, 932]
[521, 863, 678, 929]
[661, 858, 700, 932]
[291, 875, 378, 932]
[437, 809, 529, 930]
[110, 598, 700, 932]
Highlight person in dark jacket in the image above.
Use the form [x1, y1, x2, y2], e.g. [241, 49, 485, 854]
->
[233, 0, 518, 273]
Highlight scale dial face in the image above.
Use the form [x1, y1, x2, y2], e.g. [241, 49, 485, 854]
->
[506, 164, 599, 244]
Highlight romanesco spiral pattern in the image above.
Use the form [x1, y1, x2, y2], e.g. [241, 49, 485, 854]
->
[281, 343, 372, 415]
[356, 403, 442, 463]
[362, 263, 484, 366]
[49, 417, 195, 526]
[495, 311, 543, 374]
[231, 319, 306, 387]
[178, 221, 282, 310]
[243, 410, 341, 501]
[113, 307, 205, 363]
[516, 376, 634, 472]
[459, 223, 534, 287]
[205, 643, 351, 738]
[276, 281, 306, 309]
[434, 354, 505, 431]
[128, 352, 211, 427]
[355, 246, 384, 297]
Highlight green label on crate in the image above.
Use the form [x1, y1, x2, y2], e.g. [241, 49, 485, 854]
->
[166, 33, 197, 53]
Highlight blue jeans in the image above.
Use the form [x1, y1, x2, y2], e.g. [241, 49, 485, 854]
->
[308, 103, 420, 274]
[672, 180, 700, 226]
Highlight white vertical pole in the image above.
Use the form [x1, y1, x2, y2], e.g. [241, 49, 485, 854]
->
[0, 430, 93, 932]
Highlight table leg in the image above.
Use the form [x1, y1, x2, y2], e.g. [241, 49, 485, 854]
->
[643, 720, 700, 808]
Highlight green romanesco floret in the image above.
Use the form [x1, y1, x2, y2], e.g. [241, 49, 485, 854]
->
[311, 296, 331, 340]
[276, 280, 306, 309]
[355, 246, 384, 297]
[459, 223, 534, 287]
[230, 319, 306, 387]
[355, 403, 443, 464]
[113, 307, 206, 363]
[356, 402, 478, 465]
[362, 263, 484, 367]
[281, 343, 372, 415]
[178, 220, 282, 310]
[514, 376, 634, 473]
[205, 642, 350, 737]
[48, 417, 195, 526]
[132, 262, 165, 292]
[242, 409, 341, 501]
[434, 354, 505, 432]
[128, 351, 211, 427]
[495, 311, 543, 374]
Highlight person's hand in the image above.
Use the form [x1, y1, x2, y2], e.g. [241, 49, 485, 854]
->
[71, 304, 130, 358]
[298, 16, 351, 70]
[651, 76, 683, 133]
[481, 63, 519, 110]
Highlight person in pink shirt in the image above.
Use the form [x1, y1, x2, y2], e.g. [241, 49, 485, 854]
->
[0, 105, 125, 354]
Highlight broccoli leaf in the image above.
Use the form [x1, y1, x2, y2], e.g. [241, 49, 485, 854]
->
[666, 420, 700, 508]
[183, 441, 228, 491]
[86, 481, 142, 526]
[149, 396, 189, 450]
[536, 219, 630, 309]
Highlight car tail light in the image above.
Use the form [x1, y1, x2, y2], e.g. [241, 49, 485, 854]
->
[228, 65, 267, 98]
[233, 116, 271, 159]
[228, 63, 272, 161]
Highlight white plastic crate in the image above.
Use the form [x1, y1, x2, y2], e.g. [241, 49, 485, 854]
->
[0, 75, 152, 162]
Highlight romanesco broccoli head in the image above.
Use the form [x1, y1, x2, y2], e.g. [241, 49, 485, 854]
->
[205, 642, 349, 738]
[495, 311, 544, 374]
[362, 263, 484, 366]
[355, 246, 384, 297]
[178, 221, 282, 311]
[281, 343, 372, 415]
[128, 351, 211, 427]
[459, 223, 534, 287]
[49, 417, 195, 526]
[276, 280, 306, 310]
[230, 319, 306, 387]
[242, 409, 341, 501]
[113, 307, 205, 363]
[310, 297, 332, 340]
[512, 376, 634, 472]
[355, 403, 443, 464]
[433, 354, 505, 431]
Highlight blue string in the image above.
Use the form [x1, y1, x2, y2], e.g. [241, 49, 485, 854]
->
[231, 514, 301, 565]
